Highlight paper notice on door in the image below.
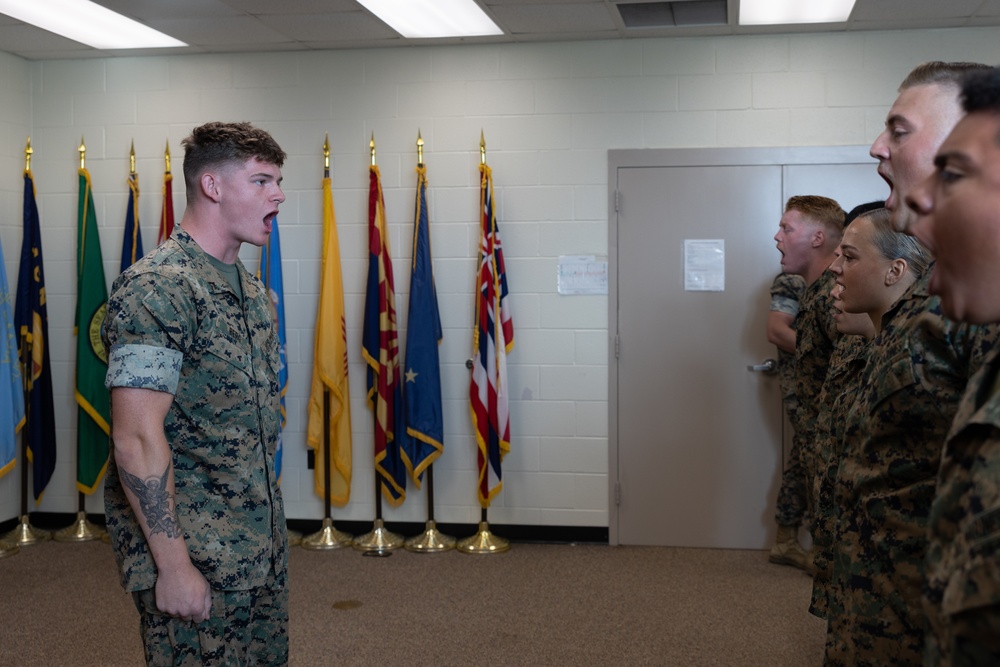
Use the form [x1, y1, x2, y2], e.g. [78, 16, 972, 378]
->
[683, 239, 724, 291]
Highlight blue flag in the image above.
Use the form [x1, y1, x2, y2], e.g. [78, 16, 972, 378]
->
[120, 172, 144, 272]
[259, 216, 287, 482]
[0, 234, 25, 479]
[15, 171, 58, 502]
[402, 164, 443, 487]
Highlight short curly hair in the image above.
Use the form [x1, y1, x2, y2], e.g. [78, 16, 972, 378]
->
[182, 121, 286, 201]
[785, 195, 846, 243]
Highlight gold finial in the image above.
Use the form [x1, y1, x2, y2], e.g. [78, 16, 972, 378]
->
[416, 130, 424, 166]
[370, 133, 376, 166]
[323, 133, 330, 173]
[129, 140, 136, 175]
[24, 137, 32, 172]
[480, 130, 486, 165]
[164, 140, 171, 174]
[79, 136, 86, 170]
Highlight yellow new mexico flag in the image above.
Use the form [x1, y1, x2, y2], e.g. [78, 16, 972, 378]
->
[306, 177, 353, 506]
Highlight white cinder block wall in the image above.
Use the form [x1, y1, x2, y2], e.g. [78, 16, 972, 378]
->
[0, 28, 998, 527]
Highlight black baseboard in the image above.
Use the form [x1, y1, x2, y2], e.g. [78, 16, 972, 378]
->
[1, 513, 609, 545]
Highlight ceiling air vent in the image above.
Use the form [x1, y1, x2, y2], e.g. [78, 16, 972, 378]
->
[616, 0, 727, 28]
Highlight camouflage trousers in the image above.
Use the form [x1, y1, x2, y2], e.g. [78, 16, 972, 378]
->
[132, 568, 288, 666]
[775, 403, 809, 527]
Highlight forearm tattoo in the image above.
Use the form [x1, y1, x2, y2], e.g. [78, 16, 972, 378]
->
[119, 464, 181, 538]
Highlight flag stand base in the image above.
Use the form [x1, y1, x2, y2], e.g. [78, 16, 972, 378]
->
[0, 539, 19, 558]
[53, 511, 106, 542]
[352, 518, 403, 553]
[300, 518, 352, 551]
[287, 530, 303, 547]
[3, 515, 52, 546]
[404, 520, 455, 553]
[457, 521, 509, 554]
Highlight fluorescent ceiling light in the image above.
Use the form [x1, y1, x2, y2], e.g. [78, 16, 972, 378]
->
[357, 0, 503, 38]
[739, 0, 856, 25]
[0, 0, 186, 49]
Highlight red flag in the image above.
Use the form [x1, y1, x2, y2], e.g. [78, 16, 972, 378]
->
[362, 165, 406, 506]
[470, 163, 513, 507]
[158, 171, 174, 245]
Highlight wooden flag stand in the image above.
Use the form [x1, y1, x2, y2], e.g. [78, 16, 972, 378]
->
[2, 433, 51, 547]
[301, 389, 353, 550]
[404, 466, 455, 553]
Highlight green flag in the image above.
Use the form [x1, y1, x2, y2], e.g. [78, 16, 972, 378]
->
[76, 168, 110, 494]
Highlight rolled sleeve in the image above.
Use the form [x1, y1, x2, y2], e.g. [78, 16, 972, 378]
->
[106, 343, 182, 394]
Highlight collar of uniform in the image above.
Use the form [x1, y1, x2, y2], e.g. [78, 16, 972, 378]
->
[171, 228, 263, 302]
[879, 266, 933, 330]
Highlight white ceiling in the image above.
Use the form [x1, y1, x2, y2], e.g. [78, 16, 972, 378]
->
[1, 0, 1000, 60]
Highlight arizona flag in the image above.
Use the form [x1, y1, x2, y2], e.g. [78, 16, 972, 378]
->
[0, 234, 25, 479]
[16, 171, 58, 502]
[470, 162, 513, 508]
[259, 216, 288, 482]
[402, 164, 443, 486]
[158, 163, 174, 245]
[75, 168, 111, 494]
[120, 172, 144, 272]
[306, 177, 353, 506]
[362, 164, 407, 506]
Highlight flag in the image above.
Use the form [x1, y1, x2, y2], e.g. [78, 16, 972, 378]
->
[120, 172, 144, 272]
[0, 235, 25, 479]
[15, 171, 57, 502]
[362, 165, 406, 506]
[259, 216, 288, 483]
[75, 168, 111, 494]
[470, 163, 514, 508]
[158, 170, 174, 245]
[306, 177, 353, 505]
[402, 164, 443, 486]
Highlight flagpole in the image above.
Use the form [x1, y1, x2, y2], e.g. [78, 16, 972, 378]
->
[302, 135, 354, 551]
[405, 131, 454, 553]
[458, 131, 509, 554]
[56, 136, 106, 542]
[353, 134, 403, 554]
[3, 139, 50, 549]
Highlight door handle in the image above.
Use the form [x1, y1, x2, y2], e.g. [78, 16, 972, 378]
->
[747, 358, 777, 374]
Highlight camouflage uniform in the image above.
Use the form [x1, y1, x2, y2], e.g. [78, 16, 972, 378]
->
[775, 269, 839, 527]
[809, 334, 870, 621]
[770, 272, 807, 404]
[825, 273, 998, 666]
[103, 229, 289, 666]
[924, 347, 1000, 666]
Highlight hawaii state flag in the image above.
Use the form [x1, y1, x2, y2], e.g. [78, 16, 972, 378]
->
[75, 168, 111, 494]
[362, 165, 407, 506]
[16, 171, 57, 502]
[120, 172, 144, 272]
[259, 216, 288, 483]
[402, 164, 443, 486]
[470, 162, 513, 508]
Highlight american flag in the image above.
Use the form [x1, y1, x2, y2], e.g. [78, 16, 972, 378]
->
[470, 163, 513, 507]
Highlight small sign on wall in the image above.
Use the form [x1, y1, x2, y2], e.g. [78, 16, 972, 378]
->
[684, 239, 725, 292]
[557, 255, 608, 295]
